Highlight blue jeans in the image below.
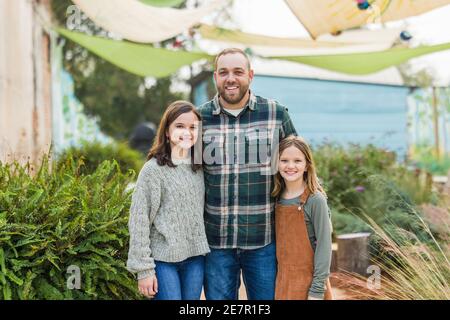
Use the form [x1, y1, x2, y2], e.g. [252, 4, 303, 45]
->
[153, 255, 205, 300]
[204, 242, 277, 300]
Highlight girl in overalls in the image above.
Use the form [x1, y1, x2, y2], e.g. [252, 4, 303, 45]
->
[272, 135, 333, 300]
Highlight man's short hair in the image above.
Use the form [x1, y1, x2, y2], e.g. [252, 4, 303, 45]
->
[214, 48, 251, 71]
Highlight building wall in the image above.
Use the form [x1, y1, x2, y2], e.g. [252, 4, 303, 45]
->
[194, 74, 410, 160]
[0, 0, 53, 165]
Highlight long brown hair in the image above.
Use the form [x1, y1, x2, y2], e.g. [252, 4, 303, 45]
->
[272, 135, 326, 198]
[147, 100, 202, 172]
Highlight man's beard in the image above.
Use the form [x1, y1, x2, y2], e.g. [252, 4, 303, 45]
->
[218, 83, 249, 105]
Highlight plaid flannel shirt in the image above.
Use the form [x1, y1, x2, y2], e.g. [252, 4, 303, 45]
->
[198, 92, 297, 249]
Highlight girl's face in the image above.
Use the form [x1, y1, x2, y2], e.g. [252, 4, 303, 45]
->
[167, 111, 200, 150]
[278, 146, 308, 183]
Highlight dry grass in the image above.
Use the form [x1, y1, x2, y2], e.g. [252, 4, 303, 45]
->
[330, 208, 450, 300]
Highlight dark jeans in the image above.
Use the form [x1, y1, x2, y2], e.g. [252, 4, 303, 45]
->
[153, 255, 205, 300]
[204, 242, 277, 300]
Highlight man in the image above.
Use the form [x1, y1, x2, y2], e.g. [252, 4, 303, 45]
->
[198, 48, 297, 300]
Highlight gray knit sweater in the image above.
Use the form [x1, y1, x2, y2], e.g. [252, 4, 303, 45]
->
[126, 158, 210, 280]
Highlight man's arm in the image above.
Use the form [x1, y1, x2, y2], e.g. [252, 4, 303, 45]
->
[280, 106, 297, 139]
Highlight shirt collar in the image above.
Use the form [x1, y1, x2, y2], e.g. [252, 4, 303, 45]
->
[212, 90, 257, 115]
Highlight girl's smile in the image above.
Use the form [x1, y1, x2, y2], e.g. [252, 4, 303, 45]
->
[167, 111, 200, 151]
[279, 146, 307, 183]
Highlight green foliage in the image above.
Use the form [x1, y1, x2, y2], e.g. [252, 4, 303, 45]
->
[313, 143, 438, 243]
[411, 144, 450, 176]
[69, 62, 185, 140]
[397, 61, 436, 88]
[315, 143, 397, 210]
[50, 0, 186, 140]
[0, 157, 142, 300]
[56, 141, 144, 176]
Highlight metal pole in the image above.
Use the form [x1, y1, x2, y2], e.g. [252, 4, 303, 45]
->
[432, 87, 441, 159]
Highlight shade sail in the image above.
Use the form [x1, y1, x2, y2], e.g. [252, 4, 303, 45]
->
[71, 0, 223, 43]
[139, 0, 185, 7]
[57, 28, 450, 77]
[197, 24, 403, 56]
[271, 42, 450, 75]
[285, 0, 450, 39]
[57, 28, 212, 78]
[197, 24, 357, 48]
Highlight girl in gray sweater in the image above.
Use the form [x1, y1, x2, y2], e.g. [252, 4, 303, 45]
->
[126, 101, 210, 300]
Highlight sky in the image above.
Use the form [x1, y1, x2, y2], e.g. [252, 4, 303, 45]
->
[222, 0, 450, 85]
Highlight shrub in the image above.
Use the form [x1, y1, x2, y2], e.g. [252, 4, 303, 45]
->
[313, 143, 398, 211]
[411, 144, 450, 176]
[0, 157, 141, 300]
[313, 143, 438, 239]
[56, 141, 144, 176]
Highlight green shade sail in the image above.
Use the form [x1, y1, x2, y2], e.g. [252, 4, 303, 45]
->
[139, 0, 186, 7]
[57, 28, 212, 78]
[56, 28, 450, 77]
[272, 42, 450, 75]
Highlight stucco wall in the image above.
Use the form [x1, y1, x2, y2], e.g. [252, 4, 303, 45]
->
[0, 0, 52, 165]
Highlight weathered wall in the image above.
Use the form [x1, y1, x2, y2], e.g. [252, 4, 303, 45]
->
[0, 0, 53, 165]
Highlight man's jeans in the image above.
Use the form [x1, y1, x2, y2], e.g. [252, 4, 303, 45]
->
[153, 255, 205, 300]
[204, 242, 277, 300]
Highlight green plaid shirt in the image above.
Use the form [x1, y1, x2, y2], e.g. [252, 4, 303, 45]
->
[198, 92, 297, 249]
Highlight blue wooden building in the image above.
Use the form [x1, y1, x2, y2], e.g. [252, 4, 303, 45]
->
[191, 60, 410, 160]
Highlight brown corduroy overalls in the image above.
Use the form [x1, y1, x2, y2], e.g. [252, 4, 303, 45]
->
[275, 189, 333, 300]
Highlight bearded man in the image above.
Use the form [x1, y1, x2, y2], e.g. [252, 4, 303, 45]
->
[198, 48, 298, 300]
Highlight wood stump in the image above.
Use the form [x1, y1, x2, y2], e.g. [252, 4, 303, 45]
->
[336, 232, 371, 276]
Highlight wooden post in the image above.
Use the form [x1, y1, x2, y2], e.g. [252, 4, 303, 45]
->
[336, 232, 371, 276]
[432, 87, 441, 159]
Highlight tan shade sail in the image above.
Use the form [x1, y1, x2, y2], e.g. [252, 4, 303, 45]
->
[71, 0, 223, 43]
[285, 0, 450, 39]
[197, 24, 358, 48]
[197, 24, 403, 56]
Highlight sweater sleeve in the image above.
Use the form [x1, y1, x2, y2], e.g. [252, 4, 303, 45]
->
[308, 193, 332, 299]
[126, 161, 161, 280]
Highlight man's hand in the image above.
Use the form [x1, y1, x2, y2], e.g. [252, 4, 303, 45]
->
[138, 275, 158, 299]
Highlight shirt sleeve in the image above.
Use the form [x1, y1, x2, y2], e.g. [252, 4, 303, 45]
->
[308, 194, 333, 299]
[280, 106, 298, 139]
[126, 162, 161, 280]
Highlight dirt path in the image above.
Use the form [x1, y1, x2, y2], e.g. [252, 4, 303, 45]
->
[200, 273, 354, 300]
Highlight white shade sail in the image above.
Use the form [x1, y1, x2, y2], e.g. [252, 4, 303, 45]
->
[72, 0, 224, 43]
